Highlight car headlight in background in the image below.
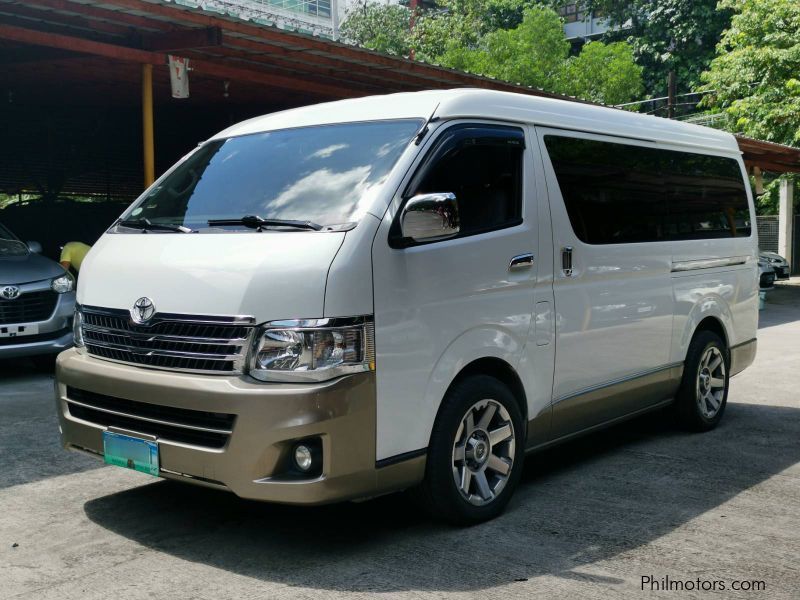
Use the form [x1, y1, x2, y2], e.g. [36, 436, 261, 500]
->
[51, 273, 75, 294]
[249, 316, 375, 382]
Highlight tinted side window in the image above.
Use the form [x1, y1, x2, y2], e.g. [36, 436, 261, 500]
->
[543, 136, 667, 244]
[409, 126, 524, 237]
[544, 135, 751, 244]
[665, 153, 751, 240]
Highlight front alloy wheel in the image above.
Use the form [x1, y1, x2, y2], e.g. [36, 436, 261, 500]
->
[452, 399, 515, 506]
[417, 375, 524, 524]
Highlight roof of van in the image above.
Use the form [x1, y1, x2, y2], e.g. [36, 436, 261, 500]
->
[212, 88, 740, 154]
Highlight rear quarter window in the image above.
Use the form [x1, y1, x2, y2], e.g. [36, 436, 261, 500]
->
[543, 135, 751, 244]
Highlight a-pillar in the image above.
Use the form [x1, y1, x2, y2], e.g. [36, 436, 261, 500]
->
[778, 177, 794, 271]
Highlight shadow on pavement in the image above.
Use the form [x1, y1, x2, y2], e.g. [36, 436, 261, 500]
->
[760, 282, 800, 329]
[0, 357, 101, 490]
[84, 401, 800, 591]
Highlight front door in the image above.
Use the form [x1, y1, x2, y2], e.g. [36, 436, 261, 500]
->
[371, 121, 540, 462]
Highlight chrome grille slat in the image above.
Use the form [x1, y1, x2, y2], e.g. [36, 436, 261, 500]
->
[80, 305, 254, 375]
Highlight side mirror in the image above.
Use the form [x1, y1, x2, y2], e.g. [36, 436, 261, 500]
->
[400, 192, 460, 243]
[26, 241, 43, 254]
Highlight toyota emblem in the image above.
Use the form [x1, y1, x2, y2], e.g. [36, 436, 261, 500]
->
[0, 285, 20, 300]
[131, 297, 156, 324]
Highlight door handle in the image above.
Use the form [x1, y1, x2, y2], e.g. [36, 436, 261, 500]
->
[561, 246, 574, 276]
[509, 253, 535, 271]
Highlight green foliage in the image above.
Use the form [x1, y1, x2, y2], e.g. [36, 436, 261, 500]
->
[435, 6, 569, 90]
[578, 0, 733, 98]
[562, 41, 643, 105]
[700, 0, 800, 147]
[339, 2, 644, 105]
[339, 2, 412, 56]
[410, 0, 533, 63]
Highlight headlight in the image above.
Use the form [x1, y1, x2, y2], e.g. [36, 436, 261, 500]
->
[249, 316, 375, 382]
[51, 272, 75, 294]
[73, 308, 85, 349]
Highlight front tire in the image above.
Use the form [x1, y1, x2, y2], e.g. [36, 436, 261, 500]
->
[675, 330, 729, 431]
[418, 375, 525, 524]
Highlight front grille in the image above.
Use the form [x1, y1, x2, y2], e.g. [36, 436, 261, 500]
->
[0, 290, 58, 325]
[66, 386, 236, 449]
[81, 306, 254, 374]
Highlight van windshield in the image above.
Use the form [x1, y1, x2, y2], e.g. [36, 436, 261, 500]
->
[121, 119, 422, 232]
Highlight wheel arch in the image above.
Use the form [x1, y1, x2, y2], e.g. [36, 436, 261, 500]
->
[446, 357, 528, 425]
[676, 296, 735, 365]
[693, 316, 729, 350]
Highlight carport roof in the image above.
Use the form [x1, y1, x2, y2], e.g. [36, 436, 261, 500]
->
[0, 0, 799, 174]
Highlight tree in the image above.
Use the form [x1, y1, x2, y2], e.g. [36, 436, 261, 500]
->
[436, 6, 569, 90]
[339, 2, 644, 106]
[700, 0, 800, 147]
[432, 7, 643, 105]
[575, 0, 733, 98]
[562, 40, 643, 105]
[339, 2, 412, 57]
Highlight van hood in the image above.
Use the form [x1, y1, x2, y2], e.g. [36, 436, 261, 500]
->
[78, 232, 346, 322]
[0, 252, 65, 285]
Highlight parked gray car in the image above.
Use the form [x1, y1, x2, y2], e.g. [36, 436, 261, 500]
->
[0, 222, 75, 362]
[760, 250, 790, 280]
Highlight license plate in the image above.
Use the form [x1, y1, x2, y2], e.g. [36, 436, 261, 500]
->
[779, 267, 789, 276]
[103, 431, 159, 476]
[0, 323, 39, 338]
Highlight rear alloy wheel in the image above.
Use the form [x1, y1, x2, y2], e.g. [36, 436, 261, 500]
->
[675, 330, 729, 431]
[696, 346, 726, 420]
[417, 375, 524, 524]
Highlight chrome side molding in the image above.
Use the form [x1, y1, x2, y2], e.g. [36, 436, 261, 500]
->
[671, 256, 749, 272]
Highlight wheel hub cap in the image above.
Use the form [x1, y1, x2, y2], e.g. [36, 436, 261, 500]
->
[452, 399, 516, 507]
[696, 346, 726, 419]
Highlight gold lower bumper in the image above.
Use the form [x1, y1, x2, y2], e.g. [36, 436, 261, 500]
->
[55, 349, 424, 504]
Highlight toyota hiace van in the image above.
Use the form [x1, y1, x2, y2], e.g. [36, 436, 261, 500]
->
[55, 90, 758, 523]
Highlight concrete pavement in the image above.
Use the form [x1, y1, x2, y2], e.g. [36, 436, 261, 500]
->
[1, 283, 799, 599]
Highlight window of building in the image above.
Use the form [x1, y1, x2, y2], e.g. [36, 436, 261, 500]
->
[543, 135, 751, 244]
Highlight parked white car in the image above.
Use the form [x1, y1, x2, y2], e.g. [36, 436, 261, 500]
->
[55, 89, 758, 523]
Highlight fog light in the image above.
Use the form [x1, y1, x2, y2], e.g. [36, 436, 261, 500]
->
[293, 444, 314, 472]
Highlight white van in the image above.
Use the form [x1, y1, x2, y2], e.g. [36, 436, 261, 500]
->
[55, 89, 758, 523]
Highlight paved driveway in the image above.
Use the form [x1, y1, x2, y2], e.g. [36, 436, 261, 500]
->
[2, 283, 799, 599]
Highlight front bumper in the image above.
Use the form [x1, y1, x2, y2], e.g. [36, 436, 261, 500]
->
[55, 349, 424, 504]
[772, 265, 791, 280]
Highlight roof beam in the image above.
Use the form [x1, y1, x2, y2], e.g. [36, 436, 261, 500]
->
[0, 22, 357, 99]
[141, 26, 222, 52]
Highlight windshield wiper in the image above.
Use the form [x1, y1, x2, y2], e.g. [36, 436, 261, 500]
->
[207, 215, 323, 231]
[117, 218, 194, 233]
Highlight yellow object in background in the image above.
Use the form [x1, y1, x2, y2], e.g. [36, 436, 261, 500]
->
[60, 241, 91, 273]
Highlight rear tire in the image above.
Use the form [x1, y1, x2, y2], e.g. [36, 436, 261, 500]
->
[675, 330, 729, 432]
[417, 375, 525, 525]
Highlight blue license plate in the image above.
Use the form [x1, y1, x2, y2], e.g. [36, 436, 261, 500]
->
[102, 431, 159, 476]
